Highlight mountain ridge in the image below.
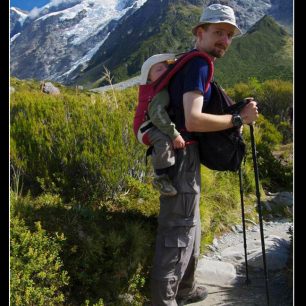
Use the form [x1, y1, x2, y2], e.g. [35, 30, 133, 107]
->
[10, 0, 293, 87]
[91, 15, 292, 92]
[10, 0, 148, 83]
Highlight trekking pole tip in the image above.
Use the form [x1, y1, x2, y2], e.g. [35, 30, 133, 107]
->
[245, 278, 251, 286]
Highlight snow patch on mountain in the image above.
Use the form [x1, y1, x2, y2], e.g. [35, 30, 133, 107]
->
[10, 7, 28, 26]
[60, 34, 109, 79]
[27, 0, 147, 47]
[10, 0, 148, 82]
[10, 33, 21, 43]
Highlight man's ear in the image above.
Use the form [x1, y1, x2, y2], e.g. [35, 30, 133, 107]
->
[195, 26, 206, 39]
[195, 26, 202, 37]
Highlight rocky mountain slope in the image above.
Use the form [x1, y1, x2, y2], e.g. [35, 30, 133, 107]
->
[10, 0, 148, 83]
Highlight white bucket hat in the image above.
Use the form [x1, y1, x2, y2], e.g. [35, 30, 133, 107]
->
[192, 4, 241, 36]
[140, 53, 176, 85]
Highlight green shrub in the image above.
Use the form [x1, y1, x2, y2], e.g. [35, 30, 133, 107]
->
[241, 115, 292, 191]
[10, 216, 69, 305]
[226, 79, 293, 143]
[255, 142, 293, 191]
[10, 85, 146, 204]
[11, 191, 155, 305]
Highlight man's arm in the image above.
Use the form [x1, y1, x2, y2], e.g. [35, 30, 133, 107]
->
[183, 91, 258, 132]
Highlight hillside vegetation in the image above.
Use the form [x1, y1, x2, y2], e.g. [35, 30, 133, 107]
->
[76, 5, 292, 89]
[10, 77, 292, 305]
[215, 16, 293, 87]
[76, 1, 202, 87]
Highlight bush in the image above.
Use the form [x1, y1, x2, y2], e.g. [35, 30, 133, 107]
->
[255, 142, 293, 191]
[241, 115, 292, 191]
[10, 216, 69, 305]
[11, 192, 156, 305]
[226, 79, 293, 143]
[10, 86, 146, 205]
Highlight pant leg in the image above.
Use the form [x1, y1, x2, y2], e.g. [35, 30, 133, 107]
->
[150, 144, 201, 305]
[147, 127, 175, 170]
[176, 202, 201, 298]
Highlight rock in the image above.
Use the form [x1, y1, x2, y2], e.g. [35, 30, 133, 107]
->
[263, 201, 273, 211]
[271, 192, 293, 207]
[212, 238, 219, 249]
[244, 218, 258, 226]
[221, 246, 246, 263]
[196, 258, 237, 286]
[247, 235, 290, 271]
[41, 82, 60, 95]
[221, 235, 290, 271]
[235, 224, 243, 233]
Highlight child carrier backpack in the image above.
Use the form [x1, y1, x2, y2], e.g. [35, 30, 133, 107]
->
[133, 50, 214, 146]
[133, 50, 248, 172]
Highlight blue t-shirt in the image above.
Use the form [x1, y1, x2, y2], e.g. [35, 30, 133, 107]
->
[168, 56, 212, 133]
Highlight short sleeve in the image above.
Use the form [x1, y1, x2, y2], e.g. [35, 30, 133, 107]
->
[182, 58, 210, 96]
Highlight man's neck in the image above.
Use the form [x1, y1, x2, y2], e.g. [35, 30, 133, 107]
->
[194, 47, 216, 62]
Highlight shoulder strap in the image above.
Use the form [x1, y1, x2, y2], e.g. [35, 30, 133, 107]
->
[203, 81, 251, 115]
[203, 81, 233, 115]
[154, 50, 214, 94]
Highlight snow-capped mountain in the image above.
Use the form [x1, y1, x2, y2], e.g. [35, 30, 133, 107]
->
[10, 7, 29, 41]
[10, 0, 292, 86]
[10, 0, 148, 83]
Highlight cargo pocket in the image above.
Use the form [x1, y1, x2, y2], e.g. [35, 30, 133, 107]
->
[165, 231, 191, 248]
[170, 145, 201, 194]
[160, 230, 192, 275]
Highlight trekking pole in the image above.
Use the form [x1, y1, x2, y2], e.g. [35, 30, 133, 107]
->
[249, 122, 270, 306]
[238, 165, 250, 285]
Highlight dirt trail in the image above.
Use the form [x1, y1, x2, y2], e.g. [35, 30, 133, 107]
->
[192, 265, 292, 305]
[191, 219, 293, 306]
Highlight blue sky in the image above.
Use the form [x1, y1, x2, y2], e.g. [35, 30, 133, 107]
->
[10, 0, 50, 10]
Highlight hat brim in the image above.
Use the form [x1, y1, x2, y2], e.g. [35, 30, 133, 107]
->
[140, 53, 176, 85]
[192, 21, 242, 36]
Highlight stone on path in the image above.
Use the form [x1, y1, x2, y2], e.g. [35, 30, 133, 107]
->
[196, 258, 237, 286]
[220, 235, 290, 271]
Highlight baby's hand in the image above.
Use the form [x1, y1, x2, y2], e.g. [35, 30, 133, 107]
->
[172, 135, 185, 149]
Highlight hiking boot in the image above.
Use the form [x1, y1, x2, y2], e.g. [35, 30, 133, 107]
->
[176, 286, 208, 305]
[152, 174, 177, 196]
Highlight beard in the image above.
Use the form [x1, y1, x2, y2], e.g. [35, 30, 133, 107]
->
[209, 44, 227, 58]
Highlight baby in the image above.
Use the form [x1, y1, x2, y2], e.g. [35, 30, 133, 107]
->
[140, 54, 185, 196]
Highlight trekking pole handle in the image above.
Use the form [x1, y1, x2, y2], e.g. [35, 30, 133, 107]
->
[243, 97, 257, 126]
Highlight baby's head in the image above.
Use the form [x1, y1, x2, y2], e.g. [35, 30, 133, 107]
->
[148, 62, 168, 83]
[140, 53, 176, 85]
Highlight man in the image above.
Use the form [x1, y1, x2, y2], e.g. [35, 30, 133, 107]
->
[150, 3, 259, 306]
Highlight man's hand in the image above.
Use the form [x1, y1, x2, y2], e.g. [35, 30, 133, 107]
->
[172, 135, 186, 149]
[240, 97, 259, 125]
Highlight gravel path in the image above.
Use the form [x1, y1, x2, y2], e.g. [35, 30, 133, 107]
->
[192, 218, 293, 306]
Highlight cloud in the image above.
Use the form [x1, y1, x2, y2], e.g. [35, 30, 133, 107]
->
[29, 7, 42, 19]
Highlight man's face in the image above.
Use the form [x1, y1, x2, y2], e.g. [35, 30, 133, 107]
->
[197, 23, 236, 58]
[148, 62, 168, 82]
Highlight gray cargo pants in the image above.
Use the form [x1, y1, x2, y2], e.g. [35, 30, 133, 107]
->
[147, 127, 175, 170]
[150, 143, 201, 305]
